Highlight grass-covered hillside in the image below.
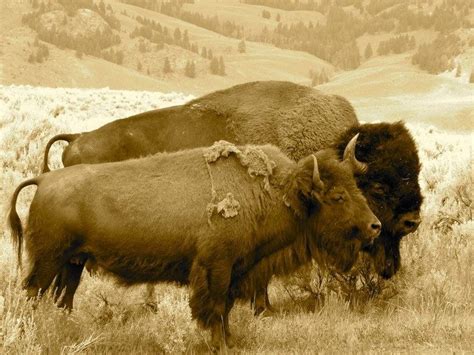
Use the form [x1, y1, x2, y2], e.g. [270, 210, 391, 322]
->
[0, 85, 472, 353]
[1, 0, 472, 95]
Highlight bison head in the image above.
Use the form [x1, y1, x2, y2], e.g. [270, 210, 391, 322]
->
[285, 134, 381, 273]
[336, 122, 423, 278]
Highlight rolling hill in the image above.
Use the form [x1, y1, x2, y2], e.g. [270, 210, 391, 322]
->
[0, 0, 472, 129]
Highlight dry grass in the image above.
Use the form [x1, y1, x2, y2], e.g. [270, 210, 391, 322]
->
[0, 85, 473, 353]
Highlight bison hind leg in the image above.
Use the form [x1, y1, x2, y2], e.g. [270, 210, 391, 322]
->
[52, 262, 85, 310]
[142, 284, 157, 312]
[23, 258, 63, 300]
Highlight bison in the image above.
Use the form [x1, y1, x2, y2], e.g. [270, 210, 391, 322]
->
[42, 81, 357, 170]
[10, 138, 380, 348]
[41, 81, 422, 309]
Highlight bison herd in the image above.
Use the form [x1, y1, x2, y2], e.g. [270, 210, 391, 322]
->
[8, 81, 422, 349]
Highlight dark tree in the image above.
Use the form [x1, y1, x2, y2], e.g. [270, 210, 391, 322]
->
[364, 43, 373, 59]
[139, 40, 147, 53]
[455, 63, 461, 77]
[218, 56, 225, 75]
[163, 57, 172, 73]
[183, 29, 190, 49]
[173, 27, 182, 43]
[115, 50, 124, 64]
[210, 57, 219, 74]
[319, 69, 329, 84]
[185, 60, 196, 78]
[238, 39, 246, 53]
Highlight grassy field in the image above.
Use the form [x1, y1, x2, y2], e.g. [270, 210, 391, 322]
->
[0, 85, 473, 353]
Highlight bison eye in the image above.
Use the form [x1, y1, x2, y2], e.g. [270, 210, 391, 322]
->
[330, 192, 346, 203]
[372, 183, 385, 195]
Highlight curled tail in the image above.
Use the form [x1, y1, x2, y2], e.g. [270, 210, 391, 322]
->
[8, 178, 39, 268]
[42, 133, 81, 173]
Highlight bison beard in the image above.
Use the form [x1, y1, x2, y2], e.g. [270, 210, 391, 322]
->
[10, 138, 380, 349]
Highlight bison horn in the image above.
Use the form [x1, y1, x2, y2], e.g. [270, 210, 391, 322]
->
[312, 154, 322, 187]
[343, 133, 368, 174]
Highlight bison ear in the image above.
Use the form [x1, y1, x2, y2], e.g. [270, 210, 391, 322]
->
[283, 155, 324, 217]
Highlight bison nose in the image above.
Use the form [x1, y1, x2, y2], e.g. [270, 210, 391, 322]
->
[368, 220, 381, 239]
[381, 259, 395, 279]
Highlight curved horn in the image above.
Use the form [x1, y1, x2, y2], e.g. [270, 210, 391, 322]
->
[312, 154, 322, 186]
[343, 133, 368, 174]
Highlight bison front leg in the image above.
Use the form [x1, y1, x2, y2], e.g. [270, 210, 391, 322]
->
[251, 286, 276, 316]
[223, 295, 236, 347]
[143, 284, 157, 312]
[189, 259, 234, 350]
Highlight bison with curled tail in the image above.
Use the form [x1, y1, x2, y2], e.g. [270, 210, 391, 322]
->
[10, 137, 379, 349]
[8, 178, 39, 269]
[42, 133, 81, 173]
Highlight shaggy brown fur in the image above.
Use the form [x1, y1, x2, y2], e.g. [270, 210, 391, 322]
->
[334, 122, 422, 278]
[42, 81, 357, 170]
[11, 140, 379, 348]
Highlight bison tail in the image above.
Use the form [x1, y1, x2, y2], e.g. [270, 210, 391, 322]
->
[42, 133, 81, 173]
[8, 178, 39, 269]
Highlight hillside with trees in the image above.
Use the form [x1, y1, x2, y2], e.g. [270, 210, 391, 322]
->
[123, 0, 472, 72]
[0, 0, 472, 94]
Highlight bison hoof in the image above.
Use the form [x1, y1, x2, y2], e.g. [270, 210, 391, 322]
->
[225, 334, 235, 349]
[254, 306, 276, 318]
[142, 301, 158, 313]
[210, 336, 235, 352]
[210, 327, 235, 351]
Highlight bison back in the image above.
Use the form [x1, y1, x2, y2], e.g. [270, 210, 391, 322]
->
[189, 81, 359, 160]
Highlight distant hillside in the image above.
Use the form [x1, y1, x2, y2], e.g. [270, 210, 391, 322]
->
[0, 0, 473, 97]
[131, 0, 473, 71]
[0, 0, 334, 94]
[319, 51, 474, 131]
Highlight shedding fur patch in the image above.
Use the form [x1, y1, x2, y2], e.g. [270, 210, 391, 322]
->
[204, 140, 276, 224]
[216, 193, 240, 217]
[204, 140, 276, 189]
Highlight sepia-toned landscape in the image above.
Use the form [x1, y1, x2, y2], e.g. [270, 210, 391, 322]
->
[0, 0, 473, 353]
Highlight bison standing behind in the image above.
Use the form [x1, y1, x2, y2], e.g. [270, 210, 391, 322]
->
[42, 81, 357, 170]
[10, 138, 380, 348]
